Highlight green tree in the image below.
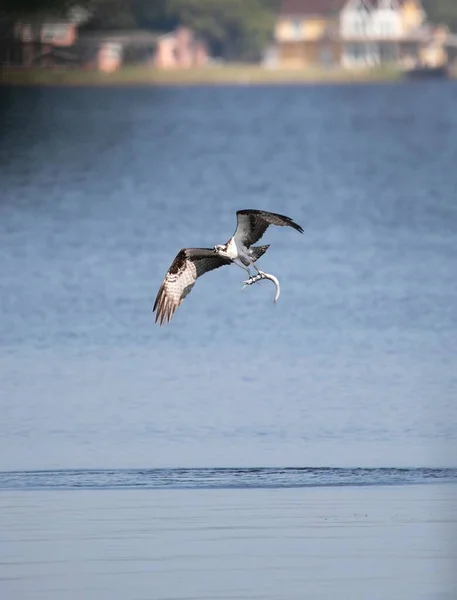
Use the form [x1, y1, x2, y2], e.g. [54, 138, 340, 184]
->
[133, 0, 275, 61]
[79, 0, 137, 30]
[130, 0, 175, 33]
[423, 0, 457, 32]
[2, 0, 278, 60]
[1, 0, 81, 17]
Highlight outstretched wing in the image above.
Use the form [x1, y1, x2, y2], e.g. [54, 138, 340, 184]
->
[233, 209, 304, 248]
[153, 248, 232, 325]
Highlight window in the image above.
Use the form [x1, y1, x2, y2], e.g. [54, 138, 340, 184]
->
[18, 24, 33, 42]
[381, 21, 391, 36]
[41, 24, 69, 43]
[291, 19, 302, 39]
[320, 46, 333, 66]
[353, 19, 366, 37]
[380, 43, 397, 62]
[347, 43, 359, 60]
[102, 43, 122, 60]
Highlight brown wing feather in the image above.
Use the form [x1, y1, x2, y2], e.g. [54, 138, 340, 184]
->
[153, 248, 231, 325]
[234, 209, 303, 247]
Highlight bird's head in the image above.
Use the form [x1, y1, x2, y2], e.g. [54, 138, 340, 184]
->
[214, 244, 227, 254]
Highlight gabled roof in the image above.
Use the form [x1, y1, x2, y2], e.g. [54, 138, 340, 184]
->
[341, 0, 374, 11]
[350, 0, 425, 10]
[279, 0, 348, 16]
[373, 0, 422, 6]
[279, 0, 423, 15]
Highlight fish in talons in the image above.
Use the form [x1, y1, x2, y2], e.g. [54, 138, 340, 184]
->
[241, 270, 281, 304]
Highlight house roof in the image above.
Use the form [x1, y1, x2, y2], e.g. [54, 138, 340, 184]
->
[375, 0, 422, 6]
[279, 0, 423, 15]
[279, 0, 348, 16]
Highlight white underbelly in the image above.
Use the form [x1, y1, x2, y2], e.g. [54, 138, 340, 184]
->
[227, 238, 251, 268]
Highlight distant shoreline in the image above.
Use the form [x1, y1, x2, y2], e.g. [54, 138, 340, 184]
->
[0, 64, 406, 87]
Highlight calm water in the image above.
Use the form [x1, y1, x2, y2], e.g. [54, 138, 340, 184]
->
[1, 81, 457, 600]
[1, 82, 457, 471]
[1, 484, 456, 600]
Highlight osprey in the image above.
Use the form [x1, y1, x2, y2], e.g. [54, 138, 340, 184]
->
[153, 209, 303, 325]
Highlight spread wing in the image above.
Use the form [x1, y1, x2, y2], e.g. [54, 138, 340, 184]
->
[153, 248, 232, 325]
[233, 209, 304, 248]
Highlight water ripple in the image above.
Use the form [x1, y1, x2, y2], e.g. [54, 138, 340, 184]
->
[0, 467, 456, 490]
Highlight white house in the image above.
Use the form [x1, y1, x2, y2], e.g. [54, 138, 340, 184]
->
[341, 0, 374, 39]
[340, 0, 425, 67]
[373, 0, 404, 38]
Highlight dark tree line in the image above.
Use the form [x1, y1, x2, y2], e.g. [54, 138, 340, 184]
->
[82, 0, 278, 61]
[423, 0, 457, 34]
[2, 0, 457, 62]
[1, 0, 278, 61]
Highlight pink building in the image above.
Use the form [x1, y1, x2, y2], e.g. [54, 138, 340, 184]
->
[97, 42, 123, 72]
[153, 27, 209, 69]
[14, 21, 77, 47]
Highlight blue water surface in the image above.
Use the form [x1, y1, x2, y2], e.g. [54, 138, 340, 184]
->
[1, 82, 456, 472]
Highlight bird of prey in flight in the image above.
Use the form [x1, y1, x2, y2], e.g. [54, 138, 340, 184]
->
[153, 209, 303, 325]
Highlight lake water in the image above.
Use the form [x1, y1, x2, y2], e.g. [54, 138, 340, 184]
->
[1, 82, 457, 470]
[0, 484, 456, 600]
[1, 80, 457, 599]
